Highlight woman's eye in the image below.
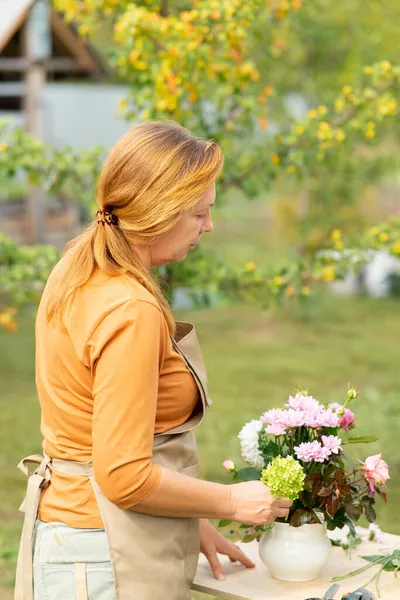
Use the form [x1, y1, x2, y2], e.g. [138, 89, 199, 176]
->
[196, 214, 206, 219]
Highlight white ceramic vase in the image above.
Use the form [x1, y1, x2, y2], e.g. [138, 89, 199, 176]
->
[258, 521, 331, 582]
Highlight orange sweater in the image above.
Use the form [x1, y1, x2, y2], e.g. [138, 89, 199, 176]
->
[36, 255, 199, 528]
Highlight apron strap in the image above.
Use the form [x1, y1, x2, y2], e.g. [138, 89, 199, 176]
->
[14, 453, 94, 600]
[14, 454, 52, 600]
[74, 563, 88, 600]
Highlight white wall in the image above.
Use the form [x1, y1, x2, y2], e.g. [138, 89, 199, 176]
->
[0, 82, 131, 150]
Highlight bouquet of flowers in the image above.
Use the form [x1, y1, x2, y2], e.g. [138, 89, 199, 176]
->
[222, 389, 390, 541]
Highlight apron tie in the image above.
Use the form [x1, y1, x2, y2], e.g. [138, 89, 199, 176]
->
[14, 453, 52, 600]
[17, 454, 52, 512]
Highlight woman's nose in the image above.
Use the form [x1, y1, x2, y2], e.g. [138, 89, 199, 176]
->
[202, 214, 214, 233]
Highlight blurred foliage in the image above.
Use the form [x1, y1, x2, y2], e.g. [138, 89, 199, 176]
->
[0, 233, 59, 331]
[2, 219, 399, 331]
[0, 0, 400, 328]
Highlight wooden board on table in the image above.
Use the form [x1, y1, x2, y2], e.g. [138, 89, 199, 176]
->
[193, 529, 400, 600]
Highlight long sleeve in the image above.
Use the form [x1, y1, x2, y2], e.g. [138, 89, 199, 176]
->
[87, 298, 165, 509]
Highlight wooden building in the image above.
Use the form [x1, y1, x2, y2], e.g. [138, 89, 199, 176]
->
[0, 0, 111, 246]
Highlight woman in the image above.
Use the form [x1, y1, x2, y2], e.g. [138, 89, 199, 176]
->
[14, 121, 292, 600]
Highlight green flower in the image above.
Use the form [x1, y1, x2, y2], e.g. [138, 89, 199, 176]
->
[261, 456, 305, 501]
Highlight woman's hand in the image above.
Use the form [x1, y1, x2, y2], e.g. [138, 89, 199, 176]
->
[199, 519, 255, 581]
[228, 481, 292, 525]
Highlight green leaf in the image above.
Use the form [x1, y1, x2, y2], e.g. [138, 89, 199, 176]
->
[237, 467, 262, 481]
[361, 554, 390, 565]
[259, 438, 279, 457]
[345, 517, 357, 538]
[343, 498, 363, 520]
[239, 524, 253, 529]
[241, 532, 259, 543]
[361, 495, 377, 523]
[218, 519, 232, 528]
[365, 503, 377, 523]
[342, 436, 379, 444]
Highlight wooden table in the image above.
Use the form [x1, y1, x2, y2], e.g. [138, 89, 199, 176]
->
[193, 529, 400, 599]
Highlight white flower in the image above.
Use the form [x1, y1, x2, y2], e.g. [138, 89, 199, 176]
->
[368, 523, 384, 543]
[238, 420, 265, 469]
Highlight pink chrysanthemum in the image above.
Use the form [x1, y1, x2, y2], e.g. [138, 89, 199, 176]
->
[294, 440, 331, 463]
[321, 435, 342, 454]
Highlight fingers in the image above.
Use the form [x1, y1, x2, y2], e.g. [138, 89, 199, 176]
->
[274, 507, 290, 518]
[277, 498, 293, 508]
[225, 543, 255, 569]
[205, 549, 225, 581]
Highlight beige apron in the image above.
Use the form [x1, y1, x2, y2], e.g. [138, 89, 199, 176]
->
[14, 321, 211, 600]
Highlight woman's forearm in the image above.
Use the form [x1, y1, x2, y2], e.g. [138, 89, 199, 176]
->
[130, 466, 234, 519]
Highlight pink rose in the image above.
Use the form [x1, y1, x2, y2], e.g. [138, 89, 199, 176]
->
[338, 408, 355, 431]
[223, 460, 236, 473]
[362, 453, 390, 492]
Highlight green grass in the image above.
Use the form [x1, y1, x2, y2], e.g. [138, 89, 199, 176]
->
[1, 195, 399, 597]
[1, 295, 400, 598]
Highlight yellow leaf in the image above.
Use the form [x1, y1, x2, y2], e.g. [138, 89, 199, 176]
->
[0, 313, 12, 326]
[270, 153, 280, 165]
[78, 23, 89, 36]
[319, 121, 330, 131]
[336, 130, 346, 142]
[335, 98, 345, 112]
[380, 60, 391, 72]
[129, 50, 140, 64]
[322, 266, 335, 282]
[245, 261, 256, 272]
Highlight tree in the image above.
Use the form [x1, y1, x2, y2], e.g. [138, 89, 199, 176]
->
[1, 0, 400, 329]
